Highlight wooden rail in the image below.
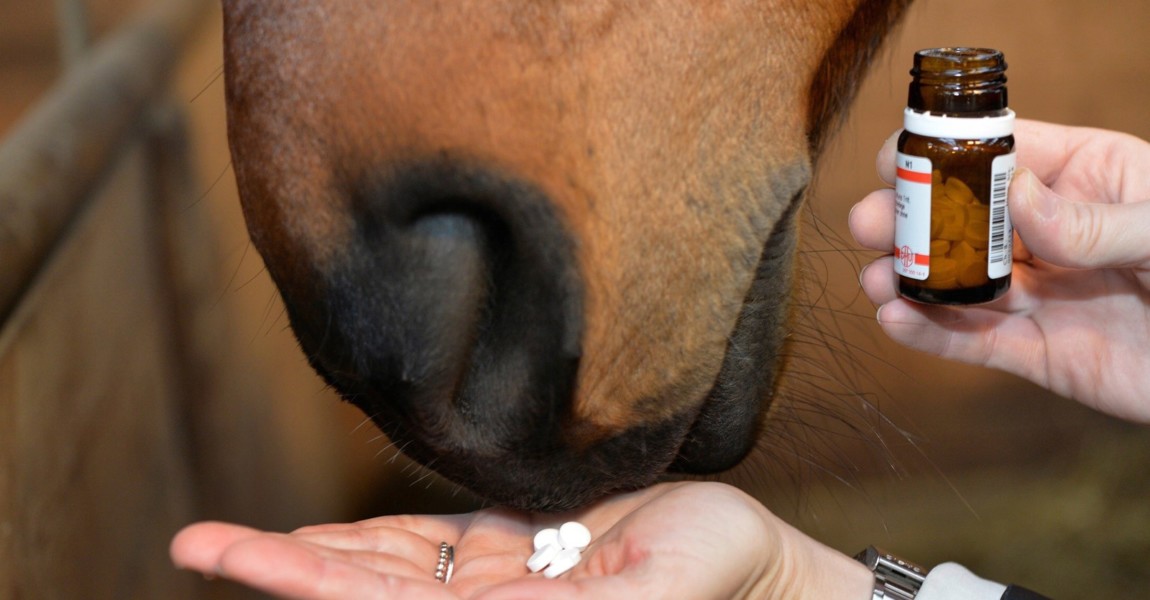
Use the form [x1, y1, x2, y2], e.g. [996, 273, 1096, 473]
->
[0, 0, 208, 325]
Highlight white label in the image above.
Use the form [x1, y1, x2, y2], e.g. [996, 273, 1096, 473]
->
[987, 153, 1015, 279]
[893, 153, 932, 281]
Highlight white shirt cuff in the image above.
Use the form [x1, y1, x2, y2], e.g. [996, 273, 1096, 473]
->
[917, 562, 1008, 600]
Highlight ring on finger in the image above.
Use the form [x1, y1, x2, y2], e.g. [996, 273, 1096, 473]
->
[434, 542, 454, 584]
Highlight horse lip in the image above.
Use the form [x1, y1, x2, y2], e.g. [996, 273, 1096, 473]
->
[355, 401, 694, 511]
[668, 385, 764, 474]
[668, 195, 803, 474]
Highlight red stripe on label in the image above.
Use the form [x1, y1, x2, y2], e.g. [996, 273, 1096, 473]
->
[897, 167, 932, 184]
[895, 247, 930, 266]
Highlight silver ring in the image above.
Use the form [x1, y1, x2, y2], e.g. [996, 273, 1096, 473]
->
[435, 542, 454, 584]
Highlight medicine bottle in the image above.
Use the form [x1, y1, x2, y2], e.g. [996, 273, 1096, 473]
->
[894, 48, 1015, 305]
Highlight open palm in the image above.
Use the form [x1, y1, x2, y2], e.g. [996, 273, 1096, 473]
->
[172, 481, 860, 600]
[851, 119, 1150, 421]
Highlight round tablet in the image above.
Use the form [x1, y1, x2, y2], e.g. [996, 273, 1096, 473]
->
[543, 547, 582, 579]
[533, 528, 560, 551]
[526, 543, 561, 573]
[558, 521, 591, 550]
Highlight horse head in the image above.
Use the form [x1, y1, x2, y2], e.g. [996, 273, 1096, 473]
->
[220, 0, 910, 510]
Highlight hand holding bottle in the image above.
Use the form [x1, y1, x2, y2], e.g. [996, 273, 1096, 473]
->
[851, 119, 1150, 422]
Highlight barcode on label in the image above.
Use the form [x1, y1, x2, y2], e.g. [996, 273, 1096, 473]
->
[986, 153, 1015, 280]
[988, 171, 1009, 265]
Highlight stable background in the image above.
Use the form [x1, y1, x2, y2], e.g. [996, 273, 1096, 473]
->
[1, 1, 1147, 598]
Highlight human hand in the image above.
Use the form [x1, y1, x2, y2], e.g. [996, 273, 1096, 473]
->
[170, 481, 872, 599]
[851, 119, 1150, 422]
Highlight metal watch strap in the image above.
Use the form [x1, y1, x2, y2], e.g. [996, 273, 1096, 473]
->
[855, 547, 929, 600]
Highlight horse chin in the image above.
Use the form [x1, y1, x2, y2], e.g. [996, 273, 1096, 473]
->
[367, 408, 694, 512]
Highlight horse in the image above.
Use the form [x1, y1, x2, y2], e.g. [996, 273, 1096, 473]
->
[219, 0, 912, 511]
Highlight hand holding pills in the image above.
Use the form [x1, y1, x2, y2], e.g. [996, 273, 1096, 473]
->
[852, 119, 1150, 421]
[170, 481, 873, 599]
[526, 521, 592, 578]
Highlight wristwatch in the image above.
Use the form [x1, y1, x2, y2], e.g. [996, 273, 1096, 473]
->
[855, 546, 929, 599]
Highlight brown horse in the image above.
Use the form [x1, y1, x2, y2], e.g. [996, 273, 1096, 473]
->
[220, 0, 911, 511]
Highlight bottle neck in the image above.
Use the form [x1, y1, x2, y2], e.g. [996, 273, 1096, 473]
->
[908, 48, 1008, 117]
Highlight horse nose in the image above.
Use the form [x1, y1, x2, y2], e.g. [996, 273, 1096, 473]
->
[295, 159, 584, 461]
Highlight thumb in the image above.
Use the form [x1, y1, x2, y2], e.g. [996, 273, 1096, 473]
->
[1009, 167, 1150, 269]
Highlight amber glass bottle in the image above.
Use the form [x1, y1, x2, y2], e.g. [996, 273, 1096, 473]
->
[894, 48, 1015, 305]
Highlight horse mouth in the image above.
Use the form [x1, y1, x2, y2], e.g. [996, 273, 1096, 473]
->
[267, 159, 802, 511]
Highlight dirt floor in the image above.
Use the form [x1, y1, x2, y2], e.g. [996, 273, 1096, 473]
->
[3, 1, 1148, 598]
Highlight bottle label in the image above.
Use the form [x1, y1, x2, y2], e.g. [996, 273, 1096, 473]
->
[894, 151, 1016, 284]
[893, 153, 932, 281]
[987, 153, 1015, 279]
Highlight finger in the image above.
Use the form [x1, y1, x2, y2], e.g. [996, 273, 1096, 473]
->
[296, 513, 471, 547]
[296, 543, 433, 580]
[287, 531, 434, 580]
[875, 299, 1048, 385]
[1010, 168, 1150, 269]
[1012, 119, 1141, 187]
[1012, 229, 1033, 264]
[216, 535, 458, 600]
[849, 189, 896, 252]
[876, 129, 901, 186]
[293, 524, 441, 558]
[860, 256, 899, 306]
[1013, 119, 1150, 200]
[862, 256, 1051, 315]
[1010, 119, 1081, 183]
[170, 521, 264, 574]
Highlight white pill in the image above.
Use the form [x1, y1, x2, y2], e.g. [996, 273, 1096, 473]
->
[533, 527, 560, 551]
[543, 547, 581, 579]
[527, 543, 561, 573]
[558, 521, 591, 550]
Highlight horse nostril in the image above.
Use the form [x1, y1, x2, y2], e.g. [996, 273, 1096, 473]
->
[298, 159, 584, 464]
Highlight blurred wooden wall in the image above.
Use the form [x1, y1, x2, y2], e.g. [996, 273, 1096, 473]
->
[0, 1, 394, 598]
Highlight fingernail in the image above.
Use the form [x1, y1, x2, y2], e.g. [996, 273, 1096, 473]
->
[876, 130, 903, 184]
[875, 304, 885, 324]
[1021, 169, 1057, 222]
[857, 262, 869, 288]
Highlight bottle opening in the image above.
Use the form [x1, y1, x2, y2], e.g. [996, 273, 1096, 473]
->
[912, 47, 1006, 80]
[908, 47, 1008, 116]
